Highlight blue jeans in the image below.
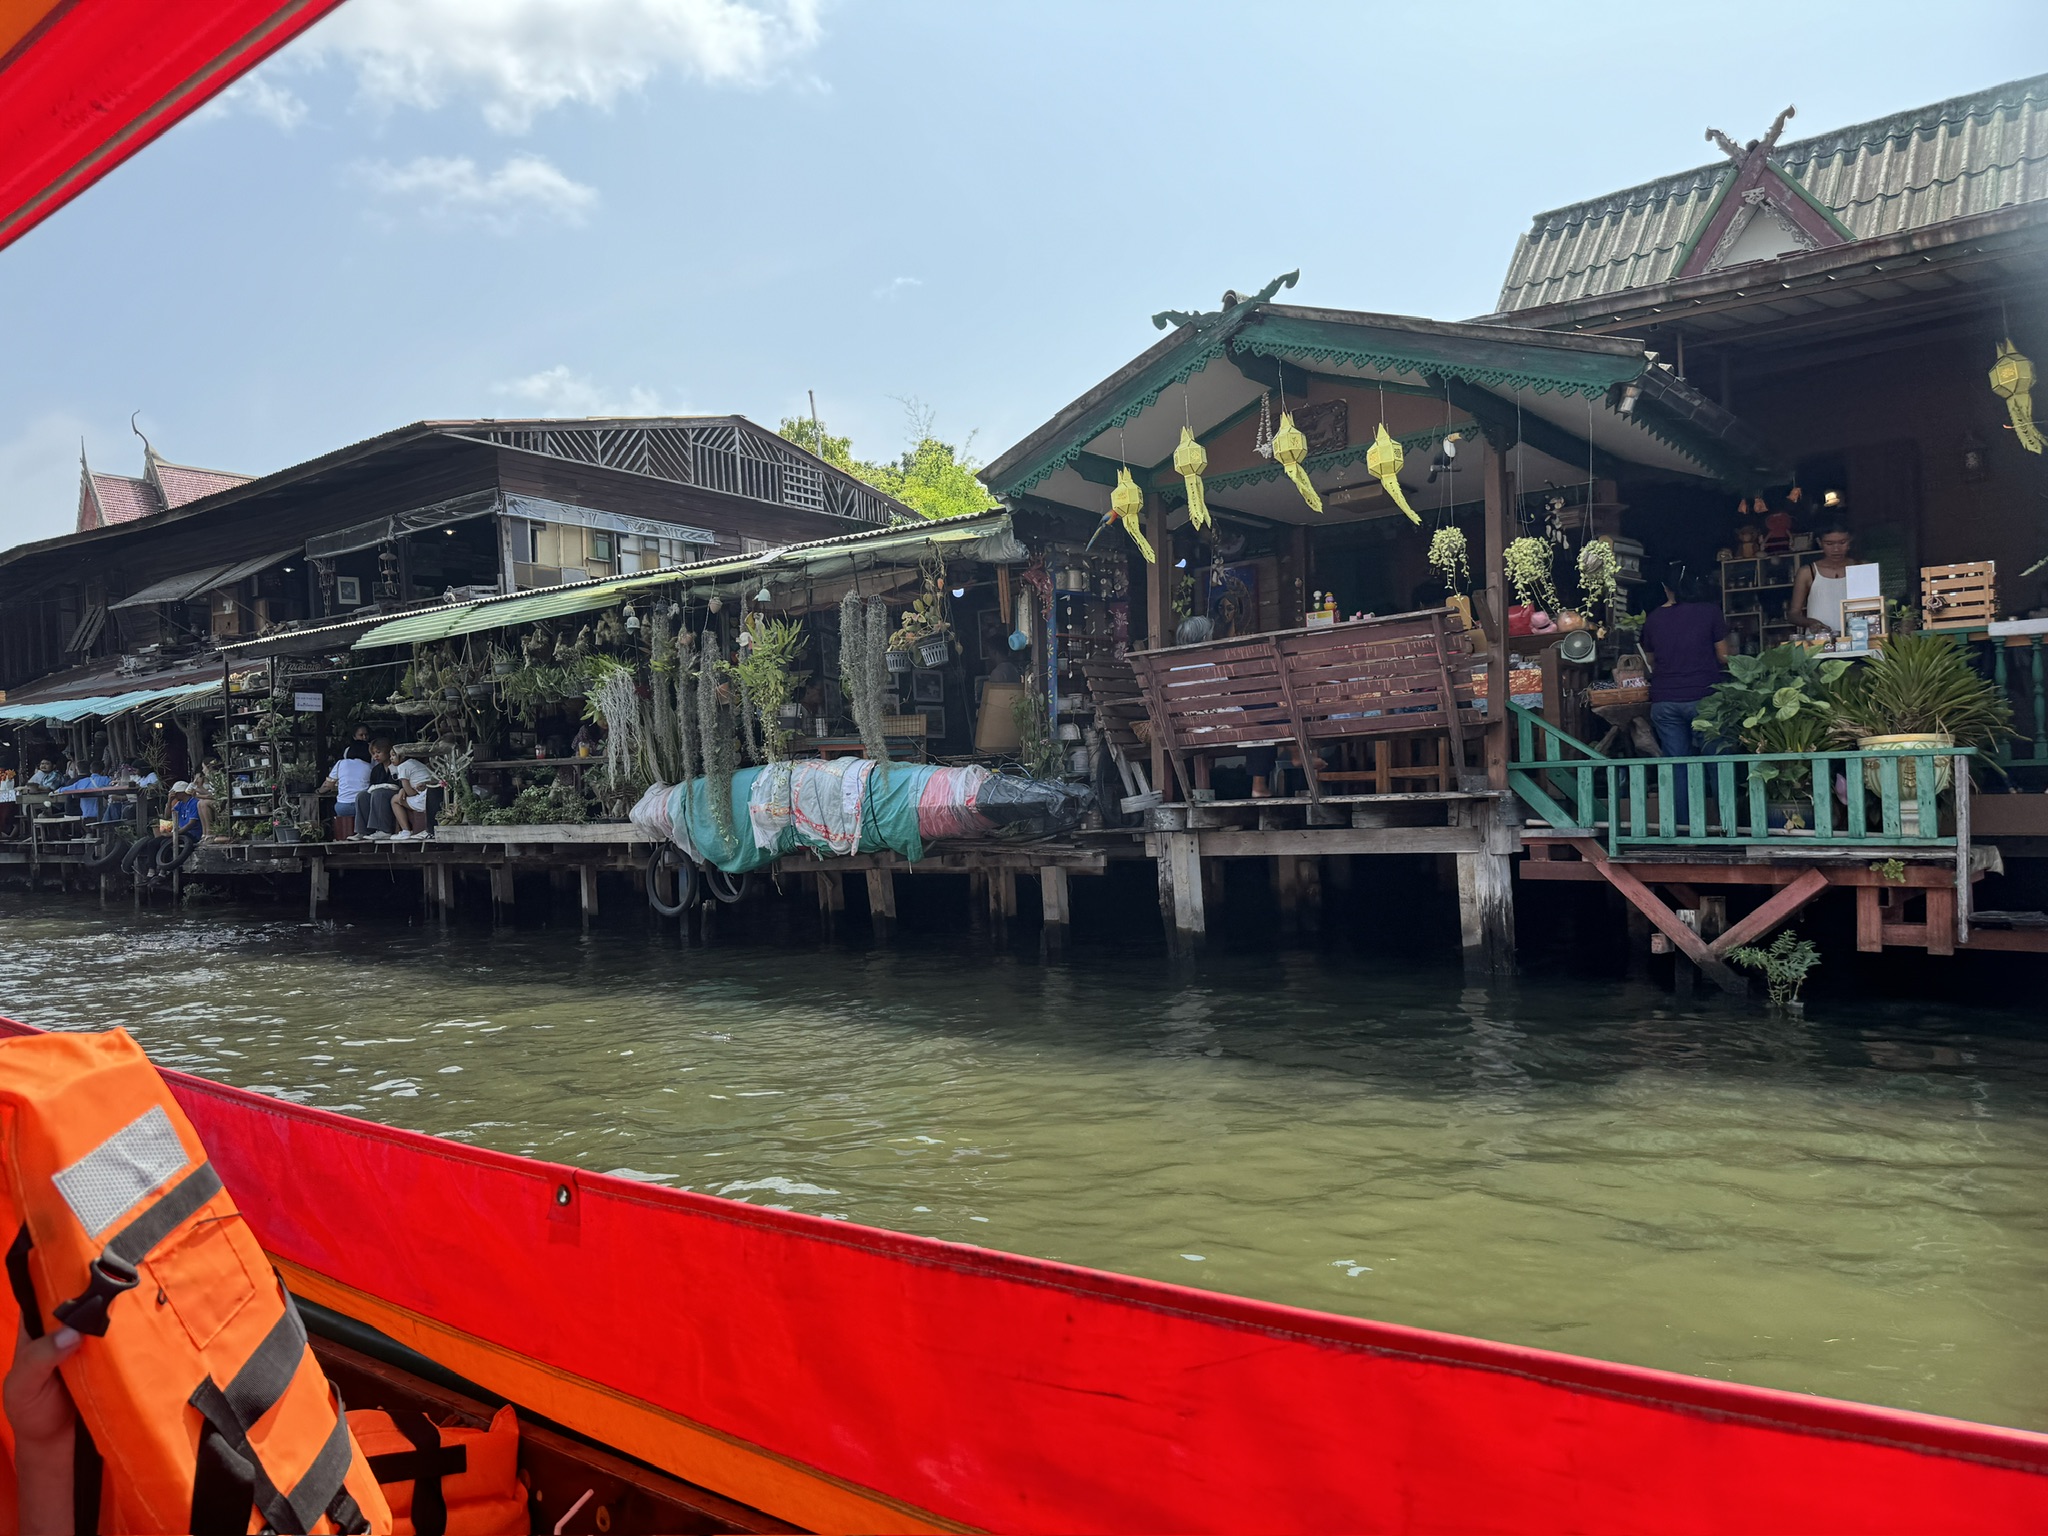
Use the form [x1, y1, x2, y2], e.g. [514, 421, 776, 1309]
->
[1649, 700, 1717, 827]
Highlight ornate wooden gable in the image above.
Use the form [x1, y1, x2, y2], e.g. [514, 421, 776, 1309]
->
[1676, 107, 1854, 278]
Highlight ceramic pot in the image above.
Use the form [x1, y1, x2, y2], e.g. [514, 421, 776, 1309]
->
[1857, 733, 1953, 835]
[1555, 610, 1589, 633]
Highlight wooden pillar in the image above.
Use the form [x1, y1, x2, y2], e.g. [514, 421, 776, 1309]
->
[1274, 855, 1300, 923]
[816, 870, 844, 921]
[489, 863, 515, 916]
[866, 867, 896, 933]
[308, 854, 328, 920]
[1156, 831, 1205, 951]
[1297, 856, 1322, 935]
[988, 867, 1017, 927]
[1482, 440, 1513, 793]
[1146, 489, 1171, 798]
[578, 864, 599, 924]
[1455, 799, 1515, 972]
[1039, 864, 1070, 949]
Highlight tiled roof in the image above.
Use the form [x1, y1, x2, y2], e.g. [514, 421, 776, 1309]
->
[1495, 73, 2048, 313]
[152, 459, 251, 508]
[80, 473, 162, 530]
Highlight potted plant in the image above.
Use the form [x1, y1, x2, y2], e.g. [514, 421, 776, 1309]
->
[1830, 630, 2014, 832]
[1577, 539, 1620, 636]
[891, 593, 953, 669]
[1693, 644, 1852, 822]
[1428, 526, 1473, 630]
[1503, 535, 1563, 625]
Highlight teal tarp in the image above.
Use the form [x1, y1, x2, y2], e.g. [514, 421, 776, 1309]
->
[668, 763, 929, 874]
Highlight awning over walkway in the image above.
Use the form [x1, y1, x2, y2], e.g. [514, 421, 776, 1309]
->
[111, 548, 298, 608]
[0, 678, 220, 724]
[353, 513, 1012, 650]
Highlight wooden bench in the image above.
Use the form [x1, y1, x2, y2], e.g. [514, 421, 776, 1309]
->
[1078, 654, 1154, 803]
[1126, 608, 1481, 804]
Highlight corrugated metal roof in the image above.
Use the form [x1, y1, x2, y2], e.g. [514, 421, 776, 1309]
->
[1496, 74, 2048, 313]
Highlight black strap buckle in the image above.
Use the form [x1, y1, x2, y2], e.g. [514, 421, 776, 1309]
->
[54, 1254, 138, 1337]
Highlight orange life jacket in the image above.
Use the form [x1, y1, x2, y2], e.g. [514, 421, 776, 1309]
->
[347, 1406, 527, 1536]
[0, 1028, 391, 1535]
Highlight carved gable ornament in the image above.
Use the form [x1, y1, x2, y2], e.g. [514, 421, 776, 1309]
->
[1678, 105, 1850, 279]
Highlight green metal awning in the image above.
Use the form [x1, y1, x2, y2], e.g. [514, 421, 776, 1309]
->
[0, 677, 220, 723]
[353, 513, 1012, 651]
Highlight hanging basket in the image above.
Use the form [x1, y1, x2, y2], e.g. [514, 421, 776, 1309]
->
[915, 634, 951, 669]
[886, 648, 912, 674]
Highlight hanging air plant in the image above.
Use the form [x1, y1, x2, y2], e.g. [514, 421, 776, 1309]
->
[1428, 526, 1470, 595]
[697, 628, 736, 845]
[1577, 539, 1620, 619]
[1504, 536, 1563, 615]
[733, 613, 806, 762]
[646, 607, 682, 784]
[586, 656, 648, 788]
[674, 629, 700, 784]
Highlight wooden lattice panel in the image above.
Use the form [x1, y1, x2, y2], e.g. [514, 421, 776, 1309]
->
[1921, 561, 1997, 630]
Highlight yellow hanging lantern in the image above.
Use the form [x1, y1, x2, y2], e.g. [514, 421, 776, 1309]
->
[1173, 426, 1211, 533]
[1990, 339, 2043, 454]
[1366, 422, 1421, 523]
[1271, 411, 1322, 513]
[1109, 465, 1155, 562]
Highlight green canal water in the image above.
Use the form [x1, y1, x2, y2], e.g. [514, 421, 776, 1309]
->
[1, 894, 2044, 1431]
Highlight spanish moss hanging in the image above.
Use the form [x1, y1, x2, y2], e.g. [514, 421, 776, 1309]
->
[697, 628, 735, 846]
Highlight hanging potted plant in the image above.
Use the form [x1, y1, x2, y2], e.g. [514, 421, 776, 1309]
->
[1503, 535, 1563, 632]
[1576, 539, 1620, 636]
[1428, 526, 1474, 631]
[1831, 630, 2014, 833]
[890, 577, 954, 669]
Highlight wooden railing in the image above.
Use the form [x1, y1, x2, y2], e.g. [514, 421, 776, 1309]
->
[1507, 702, 1974, 855]
[1127, 609, 1481, 803]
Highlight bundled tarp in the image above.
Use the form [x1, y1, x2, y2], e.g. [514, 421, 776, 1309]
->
[629, 761, 1092, 873]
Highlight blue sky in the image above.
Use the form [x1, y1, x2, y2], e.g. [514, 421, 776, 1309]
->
[2, 0, 2042, 543]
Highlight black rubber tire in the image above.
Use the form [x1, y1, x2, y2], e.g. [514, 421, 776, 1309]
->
[118, 835, 166, 875]
[645, 846, 697, 917]
[703, 867, 750, 905]
[83, 840, 130, 876]
[156, 835, 202, 873]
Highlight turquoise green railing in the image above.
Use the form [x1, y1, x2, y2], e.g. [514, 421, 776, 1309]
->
[1506, 702, 1971, 854]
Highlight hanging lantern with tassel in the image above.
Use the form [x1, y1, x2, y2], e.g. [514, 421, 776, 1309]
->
[1990, 339, 2043, 454]
[1173, 426, 1211, 533]
[1271, 412, 1322, 513]
[1108, 466, 1156, 562]
[1366, 423, 1421, 524]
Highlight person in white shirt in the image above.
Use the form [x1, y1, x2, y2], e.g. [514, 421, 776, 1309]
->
[1792, 526, 1854, 637]
[390, 746, 439, 839]
[320, 742, 374, 838]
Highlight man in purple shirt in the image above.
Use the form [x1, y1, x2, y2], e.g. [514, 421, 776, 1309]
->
[1640, 568, 1730, 825]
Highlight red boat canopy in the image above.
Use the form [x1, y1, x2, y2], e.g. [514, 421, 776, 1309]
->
[0, 0, 345, 252]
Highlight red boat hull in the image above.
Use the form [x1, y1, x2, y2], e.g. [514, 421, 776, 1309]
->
[9, 1021, 2046, 1534]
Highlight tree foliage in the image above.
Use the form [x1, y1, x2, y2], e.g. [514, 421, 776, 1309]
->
[778, 401, 998, 521]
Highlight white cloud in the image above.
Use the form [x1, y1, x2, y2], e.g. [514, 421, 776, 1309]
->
[873, 276, 922, 300]
[355, 154, 597, 230]
[492, 366, 677, 417]
[0, 413, 94, 548]
[315, 0, 823, 133]
[206, 74, 310, 131]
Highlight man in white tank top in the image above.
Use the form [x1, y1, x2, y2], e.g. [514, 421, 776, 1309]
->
[1792, 527, 1854, 637]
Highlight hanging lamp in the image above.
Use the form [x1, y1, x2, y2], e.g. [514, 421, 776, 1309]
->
[1109, 466, 1156, 562]
[1271, 412, 1322, 513]
[1990, 339, 2043, 454]
[1173, 426, 1211, 532]
[1366, 423, 1421, 524]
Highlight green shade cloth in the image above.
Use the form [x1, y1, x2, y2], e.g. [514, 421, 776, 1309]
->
[0, 678, 220, 723]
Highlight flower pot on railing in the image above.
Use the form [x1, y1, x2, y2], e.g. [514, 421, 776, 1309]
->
[915, 634, 951, 669]
[1857, 733, 1953, 835]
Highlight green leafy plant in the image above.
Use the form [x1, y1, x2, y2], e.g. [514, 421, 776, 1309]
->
[733, 614, 807, 762]
[1503, 536, 1562, 614]
[1577, 539, 1619, 618]
[1829, 630, 2013, 750]
[1693, 645, 1851, 789]
[1869, 858, 1907, 883]
[1428, 526, 1470, 596]
[1728, 930, 1822, 1008]
[1012, 688, 1061, 780]
[889, 560, 954, 653]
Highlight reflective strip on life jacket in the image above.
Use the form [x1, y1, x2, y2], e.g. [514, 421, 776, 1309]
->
[0, 1028, 391, 1535]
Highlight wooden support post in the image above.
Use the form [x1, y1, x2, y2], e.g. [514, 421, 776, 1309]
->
[1455, 798, 1515, 972]
[1039, 865, 1070, 948]
[1856, 885, 1884, 952]
[438, 863, 456, 916]
[1568, 838, 1741, 991]
[578, 864, 599, 924]
[1146, 490, 1170, 798]
[1297, 856, 1322, 935]
[1482, 440, 1513, 793]
[1274, 855, 1300, 925]
[308, 854, 328, 920]
[489, 863, 515, 916]
[816, 870, 844, 920]
[1156, 831, 1205, 951]
[866, 868, 896, 932]
[1703, 868, 1828, 957]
